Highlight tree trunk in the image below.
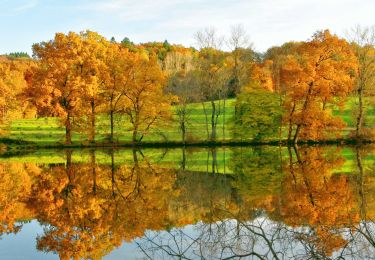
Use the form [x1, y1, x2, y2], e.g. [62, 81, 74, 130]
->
[181, 120, 186, 144]
[223, 96, 226, 140]
[65, 112, 72, 145]
[292, 83, 313, 144]
[132, 148, 139, 164]
[132, 127, 138, 143]
[287, 104, 296, 143]
[110, 110, 114, 143]
[202, 102, 209, 140]
[293, 125, 300, 144]
[210, 100, 216, 141]
[356, 83, 364, 139]
[132, 112, 140, 144]
[277, 67, 283, 144]
[90, 98, 95, 143]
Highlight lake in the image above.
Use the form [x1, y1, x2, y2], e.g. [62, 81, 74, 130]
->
[0, 145, 374, 259]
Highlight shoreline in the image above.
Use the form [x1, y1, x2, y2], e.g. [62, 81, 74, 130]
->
[1, 138, 374, 150]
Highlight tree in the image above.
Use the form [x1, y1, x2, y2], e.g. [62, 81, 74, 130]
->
[233, 88, 282, 141]
[25, 31, 109, 144]
[78, 31, 110, 142]
[281, 30, 358, 143]
[101, 44, 131, 142]
[195, 27, 224, 50]
[346, 25, 375, 139]
[198, 49, 229, 141]
[167, 70, 200, 143]
[25, 32, 84, 144]
[194, 28, 229, 140]
[121, 54, 173, 143]
[121, 37, 136, 51]
[261, 42, 302, 140]
[163, 47, 196, 73]
[0, 59, 36, 127]
[227, 24, 252, 95]
[263, 41, 302, 94]
[6, 52, 30, 59]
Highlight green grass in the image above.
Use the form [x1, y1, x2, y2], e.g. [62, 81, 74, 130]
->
[4, 96, 375, 146]
[7, 99, 236, 145]
[332, 97, 375, 128]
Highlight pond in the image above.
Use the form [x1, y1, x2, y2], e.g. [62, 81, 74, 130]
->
[0, 145, 374, 259]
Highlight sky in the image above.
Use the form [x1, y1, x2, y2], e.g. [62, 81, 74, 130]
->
[1, 0, 375, 54]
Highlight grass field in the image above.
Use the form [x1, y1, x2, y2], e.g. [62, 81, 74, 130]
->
[5, 96, 375, 146]
[7, 99, 236, 145]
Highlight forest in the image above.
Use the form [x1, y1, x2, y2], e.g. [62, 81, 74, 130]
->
[1, 25, 375, 147]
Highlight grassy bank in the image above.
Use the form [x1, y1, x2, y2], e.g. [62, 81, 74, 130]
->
[3, 97, 375, 147]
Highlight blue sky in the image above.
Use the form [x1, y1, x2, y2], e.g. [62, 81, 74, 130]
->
[1, 0, 374, 54]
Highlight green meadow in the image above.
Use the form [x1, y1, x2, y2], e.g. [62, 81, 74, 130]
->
[5, 97, 375, 146]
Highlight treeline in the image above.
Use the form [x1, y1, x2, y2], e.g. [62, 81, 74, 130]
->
[0, 25, 374, 145]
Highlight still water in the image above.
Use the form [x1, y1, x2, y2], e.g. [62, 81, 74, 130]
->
[0, 146, 374, 259]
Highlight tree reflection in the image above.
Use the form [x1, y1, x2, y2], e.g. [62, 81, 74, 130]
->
[278, 146, 360, 257]
[135, 146, 375, 259]
[0, 163, 38, 236]
[0, 146, 374, 259]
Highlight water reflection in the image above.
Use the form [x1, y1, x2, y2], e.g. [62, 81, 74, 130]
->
[0, 146, 375, 259]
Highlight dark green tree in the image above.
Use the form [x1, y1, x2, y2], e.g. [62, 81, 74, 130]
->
[233, 88, 282, 141]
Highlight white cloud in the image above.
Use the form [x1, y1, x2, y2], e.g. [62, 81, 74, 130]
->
[1, 0, 375, 53]
[72, 0, 375, 51]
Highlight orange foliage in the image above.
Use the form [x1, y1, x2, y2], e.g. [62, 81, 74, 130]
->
[281, 30, 358, 142]
[279, 147, 360, 256]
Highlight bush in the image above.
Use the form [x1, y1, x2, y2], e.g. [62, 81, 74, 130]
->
[232, 89, 282, 141]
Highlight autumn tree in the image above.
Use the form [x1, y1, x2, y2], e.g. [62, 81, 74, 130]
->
[165, 47, 204, 143]
[0, 62, 22, 125]
[26, 32, 85, 144]
[346, 25, 375, 139]
[281, 30, 358, 143]
[263, 41, 302, 94]
[198, 49, 229, 141]
[227, 24, 254, 96]
[194, 28, 229, 140]
[167, 70, 200, 143]
[235, 57, 286, 141]
[121, 54, 173, 143]
[163, 47, 196, 73]
[101, 43, 132, 142]
[25, 31, 110, 144]
[78, 31, 110, 142]
[0, 58, 36, 129]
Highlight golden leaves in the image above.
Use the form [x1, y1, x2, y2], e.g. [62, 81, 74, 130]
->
[280, 30, 358, 141]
